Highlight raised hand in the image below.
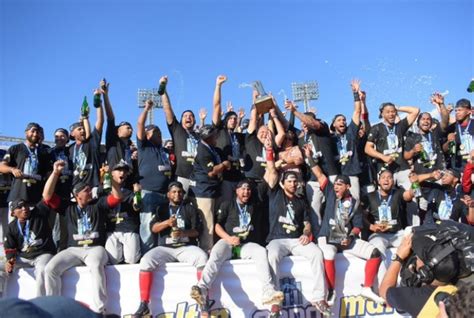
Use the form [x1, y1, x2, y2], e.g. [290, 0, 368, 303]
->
[238, 107, 245, 119]
[53, 160, 66, 175]
[100, 78, 109, 95]
[351, 79, 361, 92]
[226, 101, 233, 113]
[159, 75, 168, 85]
[144, 99, 154, 111]
[216, 75, 227, 86]
[199, 108, 208, 120]
[284, 99, 297, 113]
[430, 92, 445, 106]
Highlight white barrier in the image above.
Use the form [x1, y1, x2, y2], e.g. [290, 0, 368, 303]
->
[5, 253, 406, 317]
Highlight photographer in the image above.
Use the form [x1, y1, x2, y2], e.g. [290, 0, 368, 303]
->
[379, 232, 460, 317]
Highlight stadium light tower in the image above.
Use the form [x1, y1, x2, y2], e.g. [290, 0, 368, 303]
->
[291, 81, 319, 113]
[137, 88, 163, 125]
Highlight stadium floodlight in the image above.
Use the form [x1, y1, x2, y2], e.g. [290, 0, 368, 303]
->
[291, 81, 319, 113]
[137, 88, 163, 125]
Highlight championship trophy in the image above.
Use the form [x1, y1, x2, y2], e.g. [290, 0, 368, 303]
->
[252, 81, 275, 114]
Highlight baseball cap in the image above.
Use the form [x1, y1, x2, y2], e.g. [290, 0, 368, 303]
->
[334, 175, 351, 185]
[236, 179, 253, 189]
[167, 181, 185, 193]
[112, 160, 130, 172]
[199, 125, 218, 140]
[145, 124, 159, 132]
[280, 171, 298, 182]
[54, 128, 69, 138]
[455, 98, 471, 109]
[444, 168, 461, 179]
[117, 121, 132, 129]
[11, 198, 28, 211]
[25, 122, 41, 132]
[72, 182, 90, 195]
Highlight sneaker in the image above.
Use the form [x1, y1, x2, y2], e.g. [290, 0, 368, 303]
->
[269, 304, 281, 317]
[190, 285, 210, 313]
[327, 289, 336, 307]
[133, 301, 150, 317]
[360, 286, 386, 304]
[312, 300, 332, 316]
[262, 290, 285, 305]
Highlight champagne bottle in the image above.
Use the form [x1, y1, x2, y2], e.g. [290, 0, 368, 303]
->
[81, 96, 89, 117]
[158, 80, 167, 95]
[133, 190, 142, 210]
[93, 92, 101, 108]
[449, 140, 456, 156]
[232, 245, 241, 259]
[103, 172, 112, 193]
[411, 181, 422, 198]
[467, 79, 474, 93]
[419, 145, 429, 162]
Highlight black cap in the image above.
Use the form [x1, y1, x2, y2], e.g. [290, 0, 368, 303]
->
[445, 168, 461, 179]
[334, 174, 351, 185]
[25, 122, 40, 132]
[112, 159, 130, 172]
[117, 121, 132, 129]
[167, 181, 185, 193]
[199, 125, 218, 140]
[281, 170, 299, 182]
[54, 128, 69, 138]
[223, 111, 238, 127]
[72, 182, 89, 195]
[11, 198, 28, 211]
[455, 98, 472, 109]
[145, 124, 159, 132]
[69, 122, 83, 140]
[236, 179, 253, 189]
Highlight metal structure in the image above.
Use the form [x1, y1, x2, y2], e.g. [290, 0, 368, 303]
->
[137, 88, 163, 125]
[291, 81, 319, 112]
[0, 135, 54, 148]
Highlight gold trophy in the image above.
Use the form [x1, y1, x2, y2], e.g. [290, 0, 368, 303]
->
[252, 81, 275, 114]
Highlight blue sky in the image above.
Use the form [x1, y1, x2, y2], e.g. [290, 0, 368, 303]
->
[1, 0, 473, 142]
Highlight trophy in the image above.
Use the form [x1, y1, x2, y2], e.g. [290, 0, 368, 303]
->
[252, 81, 275, 114]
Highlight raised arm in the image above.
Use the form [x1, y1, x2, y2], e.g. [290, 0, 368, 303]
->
[431, 92, 449, 132]
[101, 79, 114, 120]
[303, 143, 328, 190]
[351, 79, 362, 126]
[269, 108, 286, 147]
[247, 101, 258, 134]
[397, 105, 420, 126]
[82, 114, 91, 141]
[360, 90, 370, 131]
[199, 107, 207, 128]
[212, 75, 227, 126]
[137, 100, 154, 141]
[43, 160, 65, 201]
[160, 76, 175, 125]
[93, 88, 104, 134]
[263, 135, 279, 189]
[285, 100, 322, 131]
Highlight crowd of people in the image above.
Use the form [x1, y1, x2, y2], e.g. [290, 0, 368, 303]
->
[0, 75, 472, 317]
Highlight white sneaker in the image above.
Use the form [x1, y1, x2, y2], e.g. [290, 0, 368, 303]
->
[360, 286, 386, 304]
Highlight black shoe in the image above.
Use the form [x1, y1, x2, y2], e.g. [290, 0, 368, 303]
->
[134, 301, 150, 316]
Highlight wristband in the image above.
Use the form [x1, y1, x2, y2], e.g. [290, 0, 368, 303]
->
[353, 92, 361, 102]
[307, 156, 317, 168]
[266, 149, 274, 161]
[362, 113, 369, 120]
